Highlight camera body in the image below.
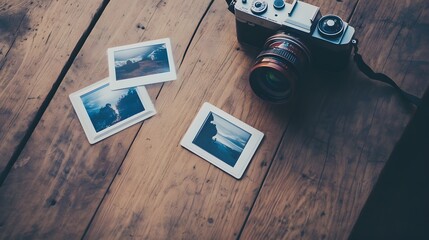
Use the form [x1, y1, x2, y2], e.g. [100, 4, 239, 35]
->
[234, 0, 355, 69]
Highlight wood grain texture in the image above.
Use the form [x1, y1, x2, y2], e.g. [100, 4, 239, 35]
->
[0, 0, 213, 239]
[0, 0, 106, 174]
[240, 0, 429, 239]
[0, 0, 29, 64]
[0, 0, 427, 239]
[83, 0, 361, 239]
[350, 92, 429, 239]
[84, 0, 287, 238]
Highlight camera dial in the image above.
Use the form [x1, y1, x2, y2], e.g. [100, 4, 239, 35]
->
[317, 15, 344, 38]
[273, 0, 285, 9]
[251, 0, 268, 14]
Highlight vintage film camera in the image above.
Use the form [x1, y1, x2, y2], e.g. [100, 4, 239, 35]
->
[229, 0, 355, 103]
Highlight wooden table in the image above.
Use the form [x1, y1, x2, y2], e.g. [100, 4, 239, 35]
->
[0, 0, 427, 239]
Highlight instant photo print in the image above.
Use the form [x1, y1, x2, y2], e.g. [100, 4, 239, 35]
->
[108, 38, 177, 90]
[69, 78, 156, 144]
[181, 103, 264, 179]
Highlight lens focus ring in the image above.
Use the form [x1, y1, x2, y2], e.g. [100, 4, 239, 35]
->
[249, 33, 312, 103]
[258, 48, 301, 69]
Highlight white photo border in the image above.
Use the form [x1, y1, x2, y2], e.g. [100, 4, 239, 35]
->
[181, 102, 264, 179]
[69, 78, 156, 144]
[107, 38, 177, 90]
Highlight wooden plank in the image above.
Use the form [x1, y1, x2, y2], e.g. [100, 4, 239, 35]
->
[0, 0, 28, 64]
[0, 0, 213, 239]
[82, 0, 360, 239]
[240, 0, 429, 239]
[350, 92, 429, 239]
[0, 0, 107, 175]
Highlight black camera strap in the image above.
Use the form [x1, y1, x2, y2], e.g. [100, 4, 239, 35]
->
[226, 0, 236, 13]
[352, 39, 422, 108]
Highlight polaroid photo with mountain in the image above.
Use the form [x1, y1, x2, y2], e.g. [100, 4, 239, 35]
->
[69, 78, 156, 144]
[107, 38, 177, 90]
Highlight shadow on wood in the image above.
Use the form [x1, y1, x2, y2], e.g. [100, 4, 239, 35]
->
[350, 91, 429, 239]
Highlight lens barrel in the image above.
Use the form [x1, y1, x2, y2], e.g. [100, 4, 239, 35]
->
[249, 32, 311, 103]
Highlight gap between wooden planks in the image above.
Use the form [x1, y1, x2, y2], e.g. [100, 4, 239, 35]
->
[240, 0, 429, 239]
[0, 0, 213, 239]
[0, 0, 427, 239]
[83, 0, 359, 239]
[0, 0, 110, 178]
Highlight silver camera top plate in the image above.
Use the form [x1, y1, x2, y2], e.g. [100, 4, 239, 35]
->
[235, 0, 320, 33]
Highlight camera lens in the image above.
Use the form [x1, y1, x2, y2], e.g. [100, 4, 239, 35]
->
[251, 0, 268, 14]
[249, 32, 311, 103]
[250, 67, 293, 101]
[264, 71, 288, 91]
[317, 15, 344, 38]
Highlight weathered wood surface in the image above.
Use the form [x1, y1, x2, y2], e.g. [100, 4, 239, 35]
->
[0, 0, 213, 238]
[83, 0, 361, 239]
[84, 0, 286, 238]
[0, 0, 108, 176]
[240, 0, 429, 239]
[0, 0, 428, 239]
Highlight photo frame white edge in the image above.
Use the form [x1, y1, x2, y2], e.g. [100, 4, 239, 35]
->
[180, 102, 264, 179]
[69, 78, 156, 144]
[107, 38, 177, 90]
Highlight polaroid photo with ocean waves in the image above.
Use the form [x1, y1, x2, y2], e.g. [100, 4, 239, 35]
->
[181, 102, 264, 179]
